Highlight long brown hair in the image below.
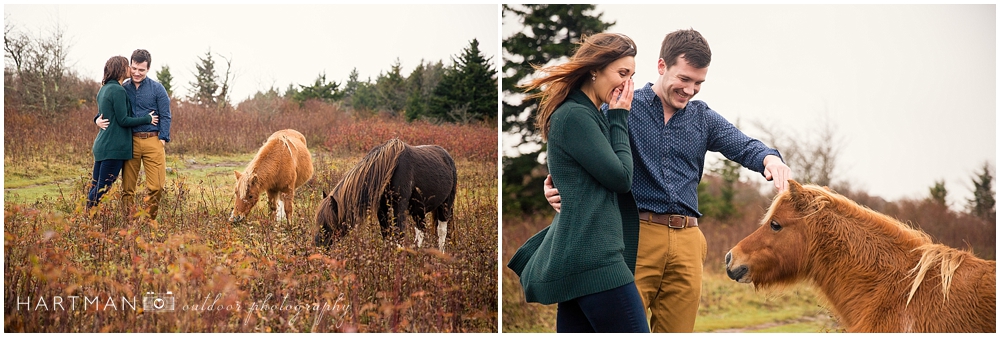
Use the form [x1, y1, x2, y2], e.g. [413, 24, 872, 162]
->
[520, 33, 636, 141]
[102, 56, 129, 85]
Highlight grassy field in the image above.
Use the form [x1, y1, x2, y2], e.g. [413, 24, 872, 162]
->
[4, 104, 499, 332]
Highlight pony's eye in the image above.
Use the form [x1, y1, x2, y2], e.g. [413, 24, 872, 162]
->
[770, 220, 782, 232]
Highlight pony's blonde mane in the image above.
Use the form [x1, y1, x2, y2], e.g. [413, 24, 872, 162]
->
[774, 182, 962, 307]
[907, 244, 965, 306]
[331, 138, 406, 224]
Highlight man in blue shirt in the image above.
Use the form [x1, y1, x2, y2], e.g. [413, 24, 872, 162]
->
[545, 29, 792, 332]
[97, 49, 172, 220]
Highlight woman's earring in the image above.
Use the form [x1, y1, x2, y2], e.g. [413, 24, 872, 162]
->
[592, 75, 596, 82]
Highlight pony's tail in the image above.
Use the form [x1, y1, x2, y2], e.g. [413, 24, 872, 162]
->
[334, 138, 406, 224]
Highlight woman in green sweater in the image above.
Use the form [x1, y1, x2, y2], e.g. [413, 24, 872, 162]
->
[507, 33, 645, 332]
[87, 56, 158, 211]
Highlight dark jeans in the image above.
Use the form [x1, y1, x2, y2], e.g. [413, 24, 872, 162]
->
[557, 281, 650, 333]
[87, 159, 125, 209]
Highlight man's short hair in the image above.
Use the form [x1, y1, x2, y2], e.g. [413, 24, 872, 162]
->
[131, 49, 151, 67]
[659, 29, 711, 69]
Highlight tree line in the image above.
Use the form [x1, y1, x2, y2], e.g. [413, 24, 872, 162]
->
[4, 18, 496, 125]
[156, 39, 496, 124]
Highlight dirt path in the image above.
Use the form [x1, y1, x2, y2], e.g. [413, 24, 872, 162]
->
[708, 314, 837, 333]
[4, 178, 79, 192]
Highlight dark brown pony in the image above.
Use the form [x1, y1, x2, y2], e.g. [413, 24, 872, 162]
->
[230, 129, 314, 223]
[726, 180, 995, 332]
[314, 138, 456, 251]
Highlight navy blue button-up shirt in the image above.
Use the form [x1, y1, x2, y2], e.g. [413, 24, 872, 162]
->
[123, 77, 172, 142]
[607, 82, 781, 218]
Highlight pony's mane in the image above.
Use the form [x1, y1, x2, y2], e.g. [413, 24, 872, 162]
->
[906, 244, 965, 306]
[774, 183, 963, 306]
[769, 184, 932, 244]
[236, 135, 294, 199]
[331, 138, 406, 224]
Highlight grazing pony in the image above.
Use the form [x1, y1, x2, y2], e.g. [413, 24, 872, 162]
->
[230, 129, 314, 223]
[314, 138, 456, 251]
[725, 180, 995, 332]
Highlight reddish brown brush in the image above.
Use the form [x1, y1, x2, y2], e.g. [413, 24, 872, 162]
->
[5, 98, 498, 332]
[726, 180, 996, 332]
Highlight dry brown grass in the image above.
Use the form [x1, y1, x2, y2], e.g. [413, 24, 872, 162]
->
[4, 100, 498, 332]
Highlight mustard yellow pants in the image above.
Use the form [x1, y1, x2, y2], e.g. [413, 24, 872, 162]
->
[633, 220, 708, 332]
[121, 136, 166, 220]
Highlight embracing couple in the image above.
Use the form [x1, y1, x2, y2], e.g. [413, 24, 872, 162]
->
[87, 49, 172, 222]
[507, 29, 794, 333]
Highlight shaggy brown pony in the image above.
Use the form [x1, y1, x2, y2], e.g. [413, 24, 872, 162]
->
[230, 129, 314, 223]
[314, 138, 456, 251]
[725, 180, 995, 332]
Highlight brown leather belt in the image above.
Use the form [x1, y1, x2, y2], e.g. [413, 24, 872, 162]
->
[639, 212, 698, 228]
[133, 131, 159, 139]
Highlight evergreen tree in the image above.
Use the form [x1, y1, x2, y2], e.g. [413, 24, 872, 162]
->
[155, 64, 174, 97]
[426, 38, 497, 124]
[929, 179, 948, 207]
[404, 61, 427, 122]
[710, 158, 742, 220]
[501, 4, 614, 215]
[189, 49, 219, 107]
[406, 60, 446, 122]
[291, 72, 343, 105]
[283, 83, 299, 100]
[967, 162, 996, 221]
[374, 58, 407, 116]
[343, 67, 360, 102]
[421, 60, 445, 98]
[350, 76, 378, 114]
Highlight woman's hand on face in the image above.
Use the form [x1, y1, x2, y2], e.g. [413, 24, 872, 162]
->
[607, 78, 634, 111]
[150, 111, 159, 126]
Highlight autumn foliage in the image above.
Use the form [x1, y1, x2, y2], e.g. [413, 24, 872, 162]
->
[4, 98, 498, 332]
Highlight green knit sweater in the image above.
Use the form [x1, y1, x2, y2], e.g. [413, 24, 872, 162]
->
[507, 89, 640, 305]
[92, 81, 152, 162]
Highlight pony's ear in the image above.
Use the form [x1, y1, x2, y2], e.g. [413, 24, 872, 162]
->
[322, 190, 328, 199]
[234, 170, 242, 180]
[250, 174, 259, 186]
[788, 180, 816, 213]
[328, 196, 339, 218]
[788, 179, 802, 190]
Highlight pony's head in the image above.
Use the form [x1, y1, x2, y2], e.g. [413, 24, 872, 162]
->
[314, 189, 347, 247]
[726, 180, 824, 288]
[230, 170, 262, 223]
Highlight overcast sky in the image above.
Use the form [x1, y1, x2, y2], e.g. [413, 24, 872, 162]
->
[4, 4, 498, 103]
[504, 4, 995, 208]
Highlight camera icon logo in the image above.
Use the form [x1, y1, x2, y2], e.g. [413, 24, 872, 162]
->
[142, 291, 175, 312]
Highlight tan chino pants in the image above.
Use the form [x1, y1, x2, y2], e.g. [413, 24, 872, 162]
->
[121, 136, 166, 220]
[633, 220, 708, 332]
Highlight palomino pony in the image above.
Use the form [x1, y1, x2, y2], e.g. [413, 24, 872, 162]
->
[314, 138, 456, 252]
[725, 180, 995, 332]
[230, 129, 314, 223]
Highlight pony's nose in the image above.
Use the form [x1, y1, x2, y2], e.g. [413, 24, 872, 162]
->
[229, 210, 244, 223]
[727, 265, 748, 281]
[725, 251, 732, 268]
